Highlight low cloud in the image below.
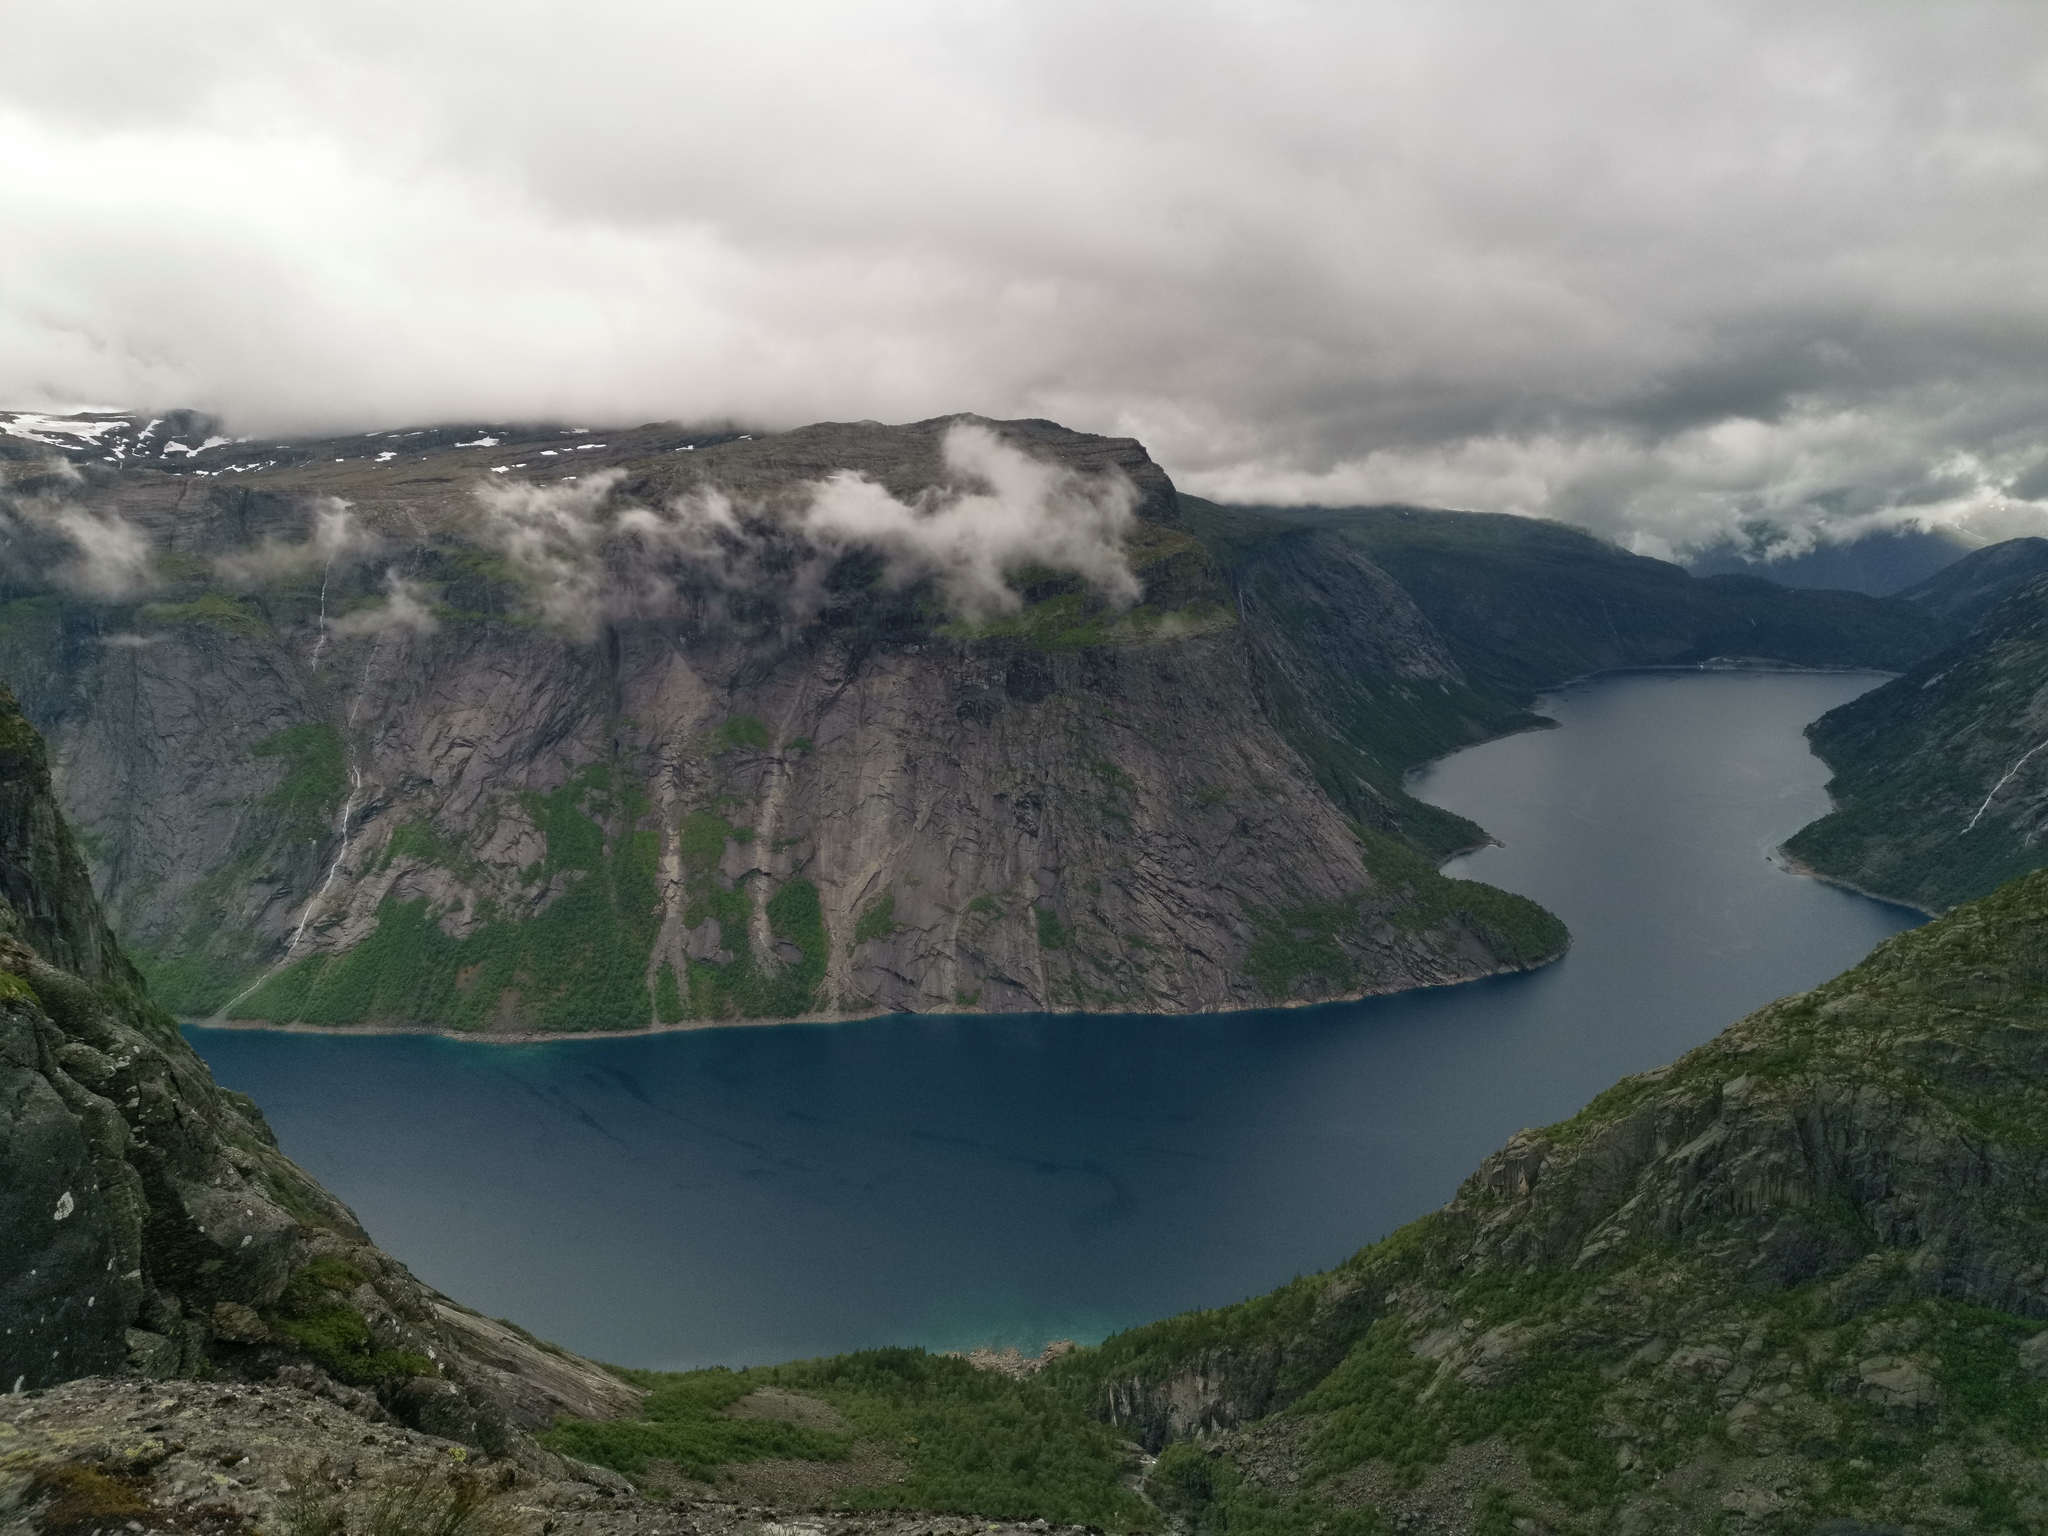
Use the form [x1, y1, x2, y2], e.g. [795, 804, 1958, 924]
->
[470, 425, 1140, 637]
[471, 471, 627, 634]
[797, 423, 1140, 618]
[331, 568, 440, 637]
[1183, 401, 2048, 563]
[9, 3, 2048, 558]
[214, 497, 379, 584]
[31, 503, 156, 598]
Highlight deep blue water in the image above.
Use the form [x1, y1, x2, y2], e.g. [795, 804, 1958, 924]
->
[187, 670, 1919, 1370]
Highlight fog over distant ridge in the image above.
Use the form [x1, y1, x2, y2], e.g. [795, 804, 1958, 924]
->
[7, 0, 2048, 561]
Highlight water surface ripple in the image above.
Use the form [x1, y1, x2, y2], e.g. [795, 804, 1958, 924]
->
[188, 670, 1919, 1368]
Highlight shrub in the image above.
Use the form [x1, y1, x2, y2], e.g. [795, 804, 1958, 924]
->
[853, 889, 899, 947]
[712, 715, 772, 752]
[1035, 907, 1074, 950]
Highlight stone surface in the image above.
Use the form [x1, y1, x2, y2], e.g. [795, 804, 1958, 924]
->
[0, 684, 637, 1463]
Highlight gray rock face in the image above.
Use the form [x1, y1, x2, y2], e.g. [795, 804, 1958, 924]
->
[0, 414, 1564, 1033]
[0, 683, 640, 1453]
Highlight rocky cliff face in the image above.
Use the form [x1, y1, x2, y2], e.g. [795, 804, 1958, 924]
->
[0, 681, 641, 1450]
[1786, 575, 2048, 912]
[0, 414, 1565, 1033]
[1050, 867, 2048, 1532]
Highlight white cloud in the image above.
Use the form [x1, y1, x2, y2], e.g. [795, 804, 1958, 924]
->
[213, 496, 380, 584]
[470, 425, 1139, 634]
[796, 423, 1140, 619]
[5, 1, 2048, 555]
[37, 504, 155, 598]
[332, 568, 440, 637]
[470, 470, 626, 635]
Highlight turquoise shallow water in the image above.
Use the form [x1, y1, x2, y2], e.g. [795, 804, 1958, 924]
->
[187, 669, 1919, 1370]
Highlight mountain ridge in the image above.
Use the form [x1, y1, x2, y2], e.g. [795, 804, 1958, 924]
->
[0, 413, 1950, 1036]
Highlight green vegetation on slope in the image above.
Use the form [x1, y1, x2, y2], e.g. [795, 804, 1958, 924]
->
[237, 765, 660, 1031]
[267, 1257, 433, 1387]
[1242, 827, 1567, 997]
[254, 722, 349, 837]
[675, 809, 830, 1020]
[545, 1349, 1151, 1531]
[852, 888, 899, 947]
[139, 592, 271, 639]
[1185, 505, 1529, 861]
[1043, 866, 2048, 1532]
[1785, 577, 2048, 911]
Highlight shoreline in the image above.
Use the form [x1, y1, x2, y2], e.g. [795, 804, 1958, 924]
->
[183, 665, 1886, 1051]
[181, 945, 1569, 1046]
[1771, 847, 1937, 918]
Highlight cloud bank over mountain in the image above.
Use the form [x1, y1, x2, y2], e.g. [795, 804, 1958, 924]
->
[6, 0, 2048, 559]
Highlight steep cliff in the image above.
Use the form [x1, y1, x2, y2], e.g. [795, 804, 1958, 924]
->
[0, 414, 1565, 1033]
[1785, 575, 2048, 912]
[1045, 866, 2048, 1533]
[0, 682, 641, 1447]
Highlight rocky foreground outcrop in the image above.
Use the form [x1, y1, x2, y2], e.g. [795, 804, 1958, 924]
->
[1047, 866, 2048, 1533]
[0, 1378, 1092, 1536]
[0, 682, 639, 1462]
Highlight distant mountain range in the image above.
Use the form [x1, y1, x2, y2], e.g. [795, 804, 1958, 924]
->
[1683, 524, 1978, 595]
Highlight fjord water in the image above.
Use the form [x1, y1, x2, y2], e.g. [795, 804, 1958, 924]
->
[187, 670, 1918, 1370]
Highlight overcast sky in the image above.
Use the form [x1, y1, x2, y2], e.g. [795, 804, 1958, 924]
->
[8, 0, 2048, 559]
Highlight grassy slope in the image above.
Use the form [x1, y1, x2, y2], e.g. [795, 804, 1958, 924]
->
[543, 1351, 1154, 1531]
[1040, 865, 2048, 1534]
[1785, 578, 2048, 913]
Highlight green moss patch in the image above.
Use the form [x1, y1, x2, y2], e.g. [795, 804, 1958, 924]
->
[711, 714, 772, 752]
[268, 1258, 432, 1386]
[546, 1349, 1150, 1530]
[140, 592, 270, 639]
[853, 888, 900, 947]
[1034, 906, 1075, 951]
